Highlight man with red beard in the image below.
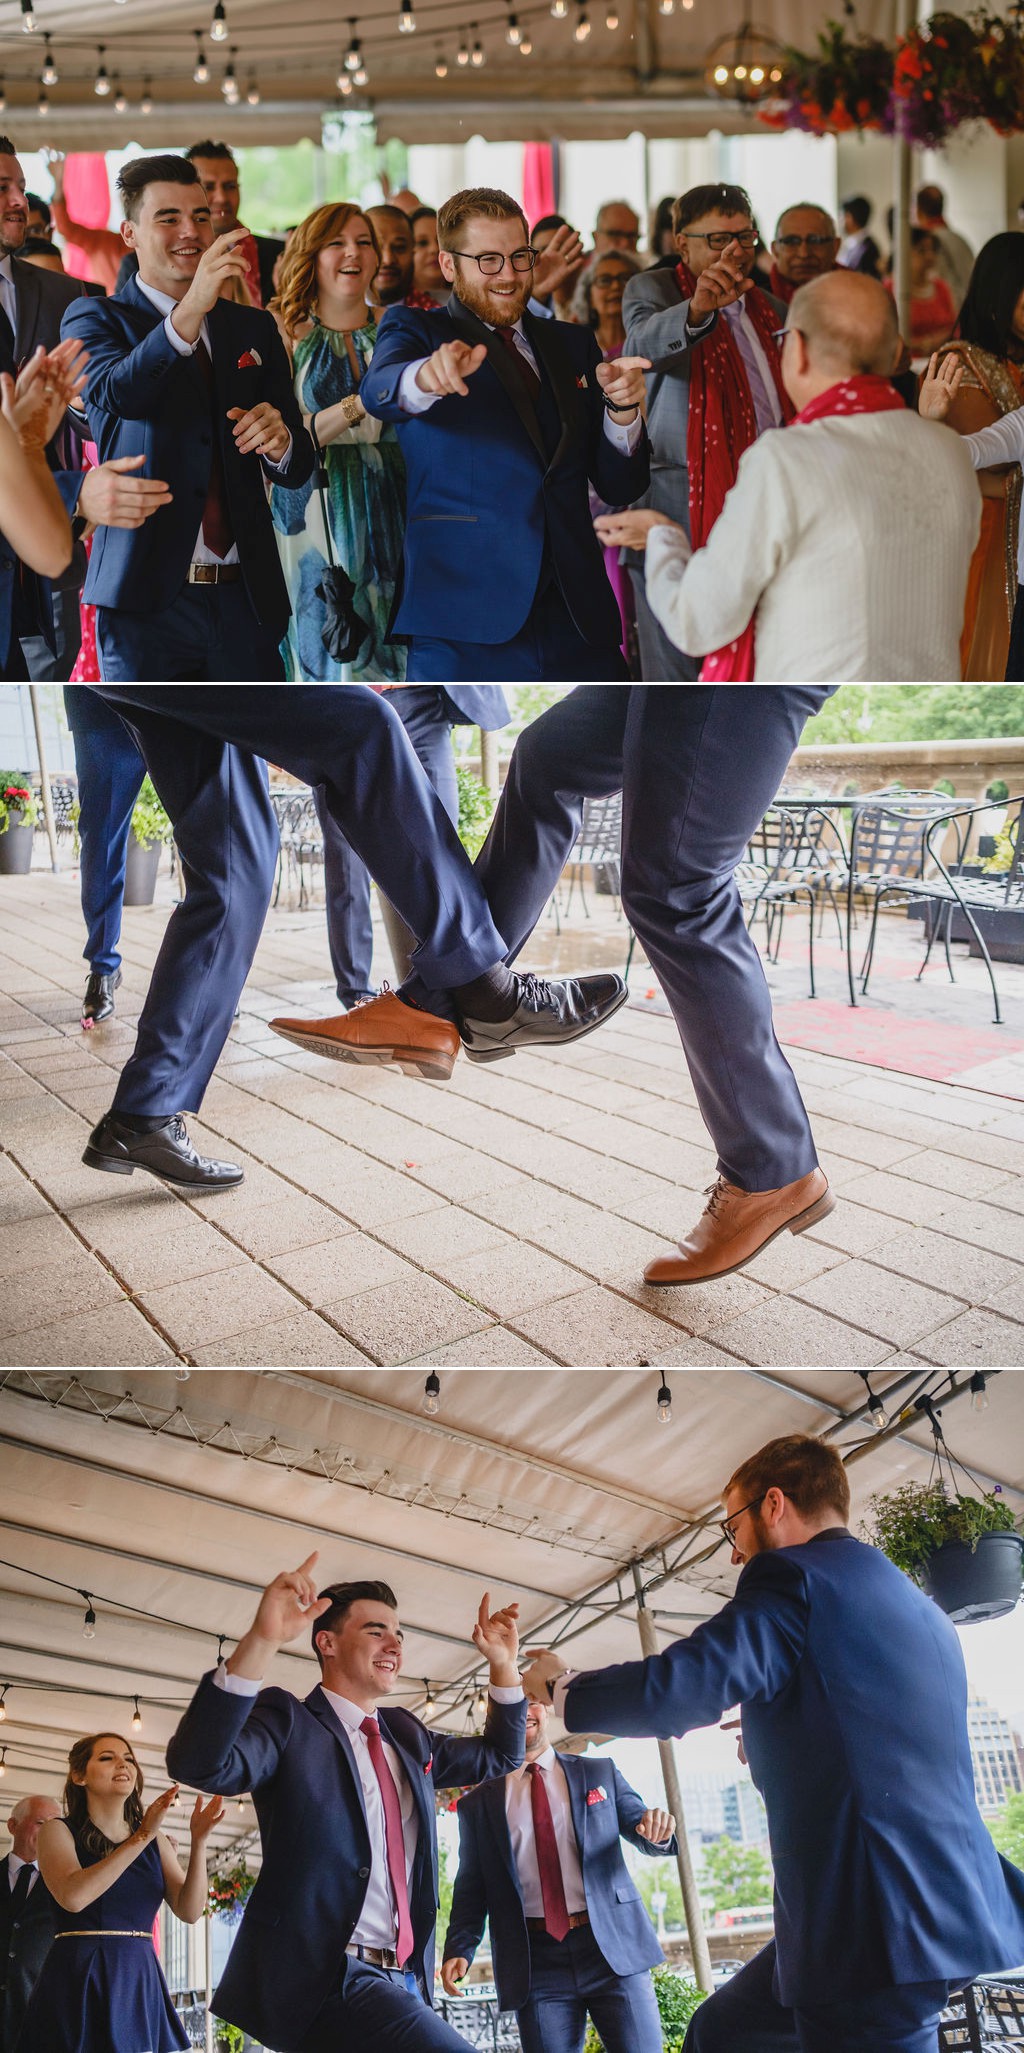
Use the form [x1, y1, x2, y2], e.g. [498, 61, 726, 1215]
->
[362, 185, 649, 682]
[621, 182, 788, 681]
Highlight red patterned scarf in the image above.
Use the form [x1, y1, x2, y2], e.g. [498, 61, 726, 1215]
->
[700, 374, 907, 681]
[768, 263, 797, 305]
[676, 260, 794, 549]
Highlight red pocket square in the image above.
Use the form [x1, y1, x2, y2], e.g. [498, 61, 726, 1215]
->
[586, 1786, 607, 1805]
[575, 373, 588, 389]
[237, 348, 262, 369]
[424, 1756, 433, 1774]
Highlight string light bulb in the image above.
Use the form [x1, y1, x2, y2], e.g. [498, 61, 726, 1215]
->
[94, 47, 111, 96]
[0, 1687, 8, 1722]
[506, 12, 523, 43]
[345, 22, 361, 70]
[473, 1688, 487, 1720]
[859, 1372, 888, 1432]
[82, 1595, 97, 1637]
[970, 1372, 989, 1413]
[114, 78, 128, 111]
[246, 77, 260, 103]
[21, 1, 36, 32]
[0, 81, 7, 114]
[236, 1794, 246, 1811]
[131, 1696, 142, 1732]
[519, 32, 533, 51]
[0, 1749, 6, 1777]
[550, 0, 569, 19]
[193, 33, 210, 82]
[574, 3, 591, 36]
[422, 1372, 441, 1415]
[425, 1683, 436, 1710]
[211, 2, 229, 42]
[337, 71, 353, 93]
[222, 52, 239, 102]
[456, 36, 470, 62]
[434, 50, 448, 74]
[399, 0, 416, 31]
[470, 29, 485, 62]
[605, 7, 619, 26]
[140, 80, 153, 112]
[656, 1380, 672, 1425]
[41, 35, 57, 85]
[353, 65, 369, 85]
[37, 85, 49, 115]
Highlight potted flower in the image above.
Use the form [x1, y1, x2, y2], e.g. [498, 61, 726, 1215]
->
[124, 775, 173, 907]
[208, 1859, 257, 1923]
[0, 776, 40, 877]
[866, 1481, 1022, 1624]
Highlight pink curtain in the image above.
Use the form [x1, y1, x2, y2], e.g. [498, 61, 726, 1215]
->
[61, 154, 112, 280]
[523, 144, 556, 230]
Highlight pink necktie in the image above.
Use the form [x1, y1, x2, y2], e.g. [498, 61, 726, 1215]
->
[360, 1717, 414, 1965]
[527, 1762, 570, 1941]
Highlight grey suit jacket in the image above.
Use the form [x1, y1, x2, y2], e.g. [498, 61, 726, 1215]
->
[622, 266, 784, 536]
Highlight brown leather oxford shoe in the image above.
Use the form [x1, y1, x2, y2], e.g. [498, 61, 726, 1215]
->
[643, 1169, 835, 1286]
[269, 989, 461, 1082]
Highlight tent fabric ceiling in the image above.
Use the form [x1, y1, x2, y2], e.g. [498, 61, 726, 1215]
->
[1, 1367, 1020, 1870]
[0, 0, 898, 144]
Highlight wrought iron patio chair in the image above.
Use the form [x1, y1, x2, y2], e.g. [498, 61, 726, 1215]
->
[915, 794, 1024, 1026]
[842, 788, 967, 1009]
[975, 1975, 1024, 2042]
[271, 787, 325, 909]
[738, 803, 848, 998]
[937, 1986, 985, 2053]
[553, 790, 636, 979]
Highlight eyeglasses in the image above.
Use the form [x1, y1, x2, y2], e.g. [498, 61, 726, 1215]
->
[591, 272, 628, 288]
[718, 1494, 766, 1545]
[450, 247, 537, 274]
[686, 229, 758, 251]
[774, 234, 836, 250]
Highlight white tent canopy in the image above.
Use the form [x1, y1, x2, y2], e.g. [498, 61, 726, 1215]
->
[1, 1366, 1020, 1872]
[0, 0, 899, 144]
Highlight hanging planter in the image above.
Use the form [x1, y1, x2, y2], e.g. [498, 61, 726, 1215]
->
[867, 1480, 1023, 1624]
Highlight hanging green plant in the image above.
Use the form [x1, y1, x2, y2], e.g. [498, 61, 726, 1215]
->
[867, 1480, 1017, 1578]
[208, 1860, 257, 1922]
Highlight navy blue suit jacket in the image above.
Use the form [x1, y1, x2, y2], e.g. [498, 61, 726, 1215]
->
[60, 278, 311, 640]
[440, 686, 511, 730]
[362, 294, 649, 647]
[562, 1530, 1024, 2007]
[166, 1672, 526, 2048]
[444, 1751, 671, 2012]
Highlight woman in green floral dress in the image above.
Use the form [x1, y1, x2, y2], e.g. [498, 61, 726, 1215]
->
[270, 203, 407, 682]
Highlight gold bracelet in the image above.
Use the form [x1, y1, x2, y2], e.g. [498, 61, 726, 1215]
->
[340, 393, 364, 428]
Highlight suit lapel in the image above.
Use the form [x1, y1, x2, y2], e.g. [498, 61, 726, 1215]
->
[524, 310, 579, 477]
[378, 1710, 432, 1853]
[447, 290, 547, 465]
[304, 1686, 371, 1834]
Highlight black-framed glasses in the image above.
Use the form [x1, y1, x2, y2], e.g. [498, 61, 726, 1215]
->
[686, 229, 758, 251]
[718, 1494, 766, 1545]
[591, 271, 629, 288]
[774, 233, 835, 250]
[450, 246, 537, 274]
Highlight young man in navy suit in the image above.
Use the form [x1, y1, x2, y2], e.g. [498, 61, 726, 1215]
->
[362, 187, 650, 683]
[167, 1554, 527, 2052]
[442, 1694, 675, 2053]
[524, 1434, 1024, 2053]
[61, 154, 311, 681]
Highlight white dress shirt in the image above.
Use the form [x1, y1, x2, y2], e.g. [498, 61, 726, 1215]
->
[214, 1664, 523, 1952]
[963, 408, 1024, 582]
[396, 315, 643, 453]
[505, 1745, 587, 1918]
[135, 276, 290, 566]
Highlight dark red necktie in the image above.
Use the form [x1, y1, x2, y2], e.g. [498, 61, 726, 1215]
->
[496, 324, 541, 397]
[360, 1716, 414, 1965]
[527, 1762, 570, 1941]
[193, 337, 235, 560]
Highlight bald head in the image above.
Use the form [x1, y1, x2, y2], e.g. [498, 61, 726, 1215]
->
[8, 1794, 60, 1861]
[790, 271, 898, 378]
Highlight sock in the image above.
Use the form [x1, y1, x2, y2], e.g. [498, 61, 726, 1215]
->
[451, 965, 518, 1023]
[113, 1112, 175, 1133]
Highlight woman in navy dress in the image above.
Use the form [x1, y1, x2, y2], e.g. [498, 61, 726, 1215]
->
[24, 1731, 223, 2053]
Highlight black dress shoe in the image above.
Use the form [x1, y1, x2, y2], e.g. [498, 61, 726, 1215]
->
[460, 972, 628, 1062]
[82, 1113, 244, 1192]
[82, 969, 122, 1027]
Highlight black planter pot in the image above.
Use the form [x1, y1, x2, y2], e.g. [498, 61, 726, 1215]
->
[0, 821, 34, 875]
[123, 833, 163, 907]
[921, 1530, 1024, 1624]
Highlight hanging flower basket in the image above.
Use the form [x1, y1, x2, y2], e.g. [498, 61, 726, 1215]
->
[866, 1481, 1023, 1626]
[921, 1531, 1024, 1624]
[756, 18, 894, 133]
[757, 6, 1024, 139]
[208, 1860, 257, 1922]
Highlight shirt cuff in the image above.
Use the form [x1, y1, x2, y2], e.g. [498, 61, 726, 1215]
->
[214, 1661, 260, 1696]
[261, 432, 293, 473]
[163, 313, 197, 357]
[685, 311, 716, 341]
[398, 360, 440, 414]
[488, 1683, 526, 1704]
[603, 408, 644, 452]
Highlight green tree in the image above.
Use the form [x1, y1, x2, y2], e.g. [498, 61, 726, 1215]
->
[803, 685, 1024, 746]
[633, 1856, 685, 1930]
[988, 1790, 1024, 1868]
[700, 1837, 773, 1913]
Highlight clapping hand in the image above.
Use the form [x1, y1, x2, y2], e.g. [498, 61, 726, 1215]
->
[688, 242, 752, 323]
[637, 1807, 675, 1846]
[595, 355, 650, 416]
[138, 1785, 180, 1844]
[415, 339, 488, 397]
[919, 352, 963, 421]
[532, 223, 587, 302]
[472, 1592, 520, 1682]
[1, 339, 88, 452]
[189, 1793, 225, 1843]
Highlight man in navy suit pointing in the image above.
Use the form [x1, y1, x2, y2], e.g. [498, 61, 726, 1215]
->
[442, 1694, 675, 2053]
[61, 154, 311, 680]
[524, 1435, 1024, 2053]
[362, 186, 650, 683]
[168, 1554, 526, 2052]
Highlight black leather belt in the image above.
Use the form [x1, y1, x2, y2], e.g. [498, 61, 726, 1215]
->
[345, 1942, 401, 1969]
[526, 1913, 590, 1933]
[186, 562, 242, 584]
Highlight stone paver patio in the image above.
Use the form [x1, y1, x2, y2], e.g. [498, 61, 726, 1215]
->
[2, 865, 1023, 1369]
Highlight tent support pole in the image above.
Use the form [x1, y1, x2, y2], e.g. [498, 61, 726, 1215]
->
[632, 1563, 715, 1992]
[28, 685, 59, 871]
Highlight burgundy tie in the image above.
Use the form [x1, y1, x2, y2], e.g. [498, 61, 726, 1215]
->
[496, 324, 541, 397]
[360, 1716, 414, 1965]
[526, 1763, 570, 1941]
[193, 337, 235, 560]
